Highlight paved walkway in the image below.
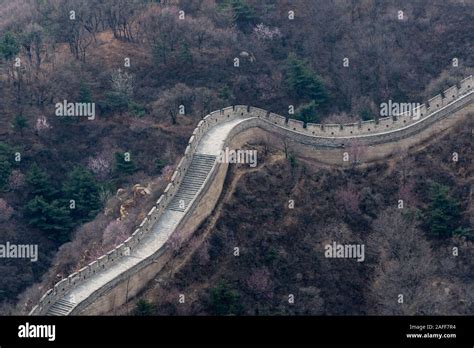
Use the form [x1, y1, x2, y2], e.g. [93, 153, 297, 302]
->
[46, 117, 248, 314]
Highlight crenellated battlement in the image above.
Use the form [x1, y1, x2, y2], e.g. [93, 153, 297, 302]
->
[29, 76, 473, 315]
[249, 75, 472, 138]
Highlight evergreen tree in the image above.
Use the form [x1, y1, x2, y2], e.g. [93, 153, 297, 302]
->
[152, 41, 168, 65]
[24, 196, 73, 243]
[230, 0, 256, 31]
[178, 40, 193, 67]
[78, 82, 93, 103]
[128, 101, 146, 117]
[426, 183, 461, 238]
[114, 152, 137, 175]
[26, 164, 56, 198]
[62, 166, 101, 223]
[106, 69, 134, 115]
[288, 153, 297, 169]
[209, 281, 243, 315]
[105, 91, 129, 114]
[295, 101, 320, 124]
[134, 299, 155, 316]
[0, 143, 13, 189]
[12, 114, 28, 135]
[360, 108, 374, 121]
[0, 31, 19, 60]
[218, 85, 232, 101]
[286, 53, 328, 104]
[154, 159, 166, 174]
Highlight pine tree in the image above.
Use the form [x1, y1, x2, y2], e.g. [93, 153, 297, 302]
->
[286, 53, 328, 104]
[24, 196, 73, 243]
[154, 159, 166, 174]
[153, 41, 168, 65]
[178, 40, 193, 67]
[106, 69, 134, 115]
[105, 91, 129, 114]
[26, 164, 56, 198]
[0, 143, 13, 189]
[230, 0, 256, 31]
[128, 101, 146, 117]
[426, 183, 461, 238]
[209, 281, 243, 315]
[78, 82, 93, 103]
[12, 115, 28, 135]
[62, 166, 101, 223]
[134, 299, 155, 316]
[114, 152, 137, 175]
[295, 101, 320, 124]
[360, 108, 374, 121]
[0, 31, 19, 60]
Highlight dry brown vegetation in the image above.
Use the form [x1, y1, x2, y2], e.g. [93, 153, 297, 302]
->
[0, 0, 473, 313]
[123, 117, 473, 316]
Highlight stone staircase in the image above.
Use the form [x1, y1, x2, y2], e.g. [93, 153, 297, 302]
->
[167, 154, 216, 212]
[46, 298, 76, 316]
[29, 85, 474, 316]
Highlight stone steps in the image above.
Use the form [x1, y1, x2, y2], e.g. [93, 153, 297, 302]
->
[167, 154, 216, 212]
[46, 298, 76, 316]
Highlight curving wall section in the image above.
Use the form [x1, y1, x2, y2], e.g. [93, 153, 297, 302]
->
[29, 76, 473, 315]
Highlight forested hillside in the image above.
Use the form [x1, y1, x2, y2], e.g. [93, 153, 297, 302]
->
[0, 0, 472, 313]
[127, 117, 473, 316]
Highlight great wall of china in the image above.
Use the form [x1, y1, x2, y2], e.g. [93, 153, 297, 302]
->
[29, 76, 473, 316]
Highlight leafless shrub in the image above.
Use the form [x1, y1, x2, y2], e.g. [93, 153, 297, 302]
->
[368, 209, 437, 315]
[190, 238, 210, 266]
[334, 183, 361, 214]
[87, 155, 111, 180]
[0, 199, 13, 222]
[35, 116, 51, 133]
[102, 220, 128, 249]
[111, 68, 134, 99]
[167, 230, 184, 255]
[347, 139, 368, 165]
[8, 170, 25, 190]
[398, 180, 417, 207]
[246, 267, 271, 295]
[253, 23, 282, 40]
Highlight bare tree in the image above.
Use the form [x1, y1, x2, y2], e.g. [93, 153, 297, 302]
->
[111, 68, 134, 99]
[152, 83, 193, 124]
[347, 138, 368, 165]
[7, 170, 25, 191]
[102, 220, 128, 249]
[87, 155, 112, 181]
[103, 0, 146, 41]
[334, 183, 361, 214]
[40, 0, 94, 61]
[246, 267, 272, 297]
[137, 5, 183, 65]
[0, 199, 14, 222]
[367, 209, 438, 315]
[20, 23, 47, 71]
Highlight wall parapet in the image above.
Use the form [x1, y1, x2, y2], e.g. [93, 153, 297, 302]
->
[267, 76, 472, 139]
[29, 76, 473, 315]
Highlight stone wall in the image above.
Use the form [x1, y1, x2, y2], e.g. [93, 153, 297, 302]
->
[255, 76, 473, 139]
[252, 88, 473, 149]
[29, 76, 473, 315]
